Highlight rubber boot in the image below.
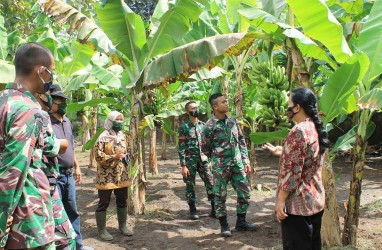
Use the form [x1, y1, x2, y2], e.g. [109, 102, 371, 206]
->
[95, 211, 113, 241]
[209, 201, 216, 218]
[117, 207, 133, 236]
[188, 202, 199, 220]
[235, 213, 257, 231]
[219, 216, 231, 237]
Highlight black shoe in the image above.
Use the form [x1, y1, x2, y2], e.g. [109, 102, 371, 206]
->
[235, 213, 257, 231]
[219, 216, 232, 237]
[188, 202, 199, 220]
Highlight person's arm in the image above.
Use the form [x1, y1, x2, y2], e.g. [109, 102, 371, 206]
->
[178, 125, 190, 177]
[200, 122, 213, 159]
[0, 109, 41, 246]
[73, 154, 81, 184]
[94, 141, 122, 166]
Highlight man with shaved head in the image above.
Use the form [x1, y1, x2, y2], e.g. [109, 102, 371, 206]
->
[0, 42, 56, 249]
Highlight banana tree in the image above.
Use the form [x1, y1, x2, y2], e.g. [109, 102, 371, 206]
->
[40, 0, 273, 214]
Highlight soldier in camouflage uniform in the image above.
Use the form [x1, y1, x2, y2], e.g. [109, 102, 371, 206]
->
[201, 93, 257, 237]
[178, 101, 214, 220]
[0, 43, 57, 249]
[35, 92, 77, 249]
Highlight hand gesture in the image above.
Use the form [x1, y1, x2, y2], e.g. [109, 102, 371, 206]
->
[181, 166, 190, 178]
[114, 150, 125, 160]
[262, 143, 283, 156]
[74, 166, 82, 184]
[244, 164, 252, 174]
[275, 200, 288, 223]
[6, 216, 13, 234]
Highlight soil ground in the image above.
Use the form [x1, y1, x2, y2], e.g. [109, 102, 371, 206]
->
[75, 144, 382, 250]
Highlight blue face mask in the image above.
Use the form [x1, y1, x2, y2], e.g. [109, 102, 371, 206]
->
[38, 67, 54, 93]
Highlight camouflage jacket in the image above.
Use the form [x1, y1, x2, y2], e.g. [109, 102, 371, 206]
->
[0, 83, 55, 249]
[178, 119, 208, 166]
[201, 116, 250, 166]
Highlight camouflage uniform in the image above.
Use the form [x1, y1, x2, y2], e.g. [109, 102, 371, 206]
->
[0, 83, 55, 249]
[201, 116, 251, 218]
[39, 111, 76, 250]
[178, 119, 214, 203]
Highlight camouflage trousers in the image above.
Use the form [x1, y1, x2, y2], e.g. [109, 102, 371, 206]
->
[212, 159, 251, 218]
[183, 159, 214, 204]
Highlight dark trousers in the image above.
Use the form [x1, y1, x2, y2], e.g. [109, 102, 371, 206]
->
[281, 210, 324, 250]
[96, 187, 128, 212]
[57, 172, 82, 249]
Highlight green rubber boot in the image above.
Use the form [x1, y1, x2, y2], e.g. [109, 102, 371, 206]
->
[95, 211, 113, 241]
[117, 207, 133, 236]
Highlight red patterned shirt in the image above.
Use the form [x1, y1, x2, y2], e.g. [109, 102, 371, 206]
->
[278, 118, 325, 216]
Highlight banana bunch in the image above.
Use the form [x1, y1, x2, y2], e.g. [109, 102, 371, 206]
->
[269, 65, 289, 91]
[259, 105, 290, 128]
[250, 61, 270, 83]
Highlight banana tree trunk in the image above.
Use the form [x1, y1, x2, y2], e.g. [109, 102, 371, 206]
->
[173, 116, 179, 145]
[149, 127, 158, 175]
[81, 109, 90, 152]
[342, 134, 366, 246]
[89, 106, 98, 169]
[248, 141, 257, 186]
[321, 152, 342, 247]
[289, 38, 313, 89]
[161, 126, 167, 160]
[234, 82, 244, 118]
[128, 96, 146, 215]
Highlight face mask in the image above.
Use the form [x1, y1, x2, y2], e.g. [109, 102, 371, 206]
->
[286, 105, 297, 119]
[112, 121, 124, 132]
[39, 93, 53, 110]
[38, 67, 54, 93]
[189, 109, 199, 118]
[55, 102, 67, 116]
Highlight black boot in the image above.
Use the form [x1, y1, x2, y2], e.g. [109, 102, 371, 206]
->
[219, 216, 231, 237]
[209, 201, 216, 218]
[188, 202, 199, 220]
[235, 213, 257, 231]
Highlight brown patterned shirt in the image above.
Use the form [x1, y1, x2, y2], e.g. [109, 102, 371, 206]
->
[278, 118, 325, 216]
[94, 131, 131, 190]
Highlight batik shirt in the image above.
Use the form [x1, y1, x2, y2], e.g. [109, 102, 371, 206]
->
[178, 119, 207, 166]
[95, 130, 131, 190]
[0, 83, 55, 248]
[201, 116, 250, 167]
[278, 118, 325, 216]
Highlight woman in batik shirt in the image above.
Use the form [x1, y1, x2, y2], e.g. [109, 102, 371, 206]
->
[94, 111, 133, 241]
[264, 88, 329, 250]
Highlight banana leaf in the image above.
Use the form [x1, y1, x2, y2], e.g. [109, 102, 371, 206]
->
[238, 7, 338, 69]
[286, 0, 352, 63]
[330, 122, 376, 154]
[67, 97, 117, 113]
[320, 52, 369, 124]
[141, 32, 270, 88]
[0, 14, 8, 60]
[261, 0, 287, 17]
[39, 0, 116, 54]
[84, 127, 105, 150]
[0, 60, 15, 84]
[358, 0, 382, 86]
[357, 88, 382, 111]
[250, 128, 290, 145]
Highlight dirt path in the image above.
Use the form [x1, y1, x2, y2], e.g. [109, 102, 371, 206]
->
[75, 146, 382, 250]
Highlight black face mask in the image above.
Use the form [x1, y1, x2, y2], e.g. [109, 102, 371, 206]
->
[54, 102, 67, 116]
[286, 105, 298, 119]
[189, 109, 199, 118]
